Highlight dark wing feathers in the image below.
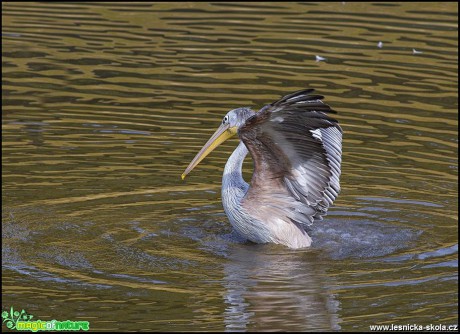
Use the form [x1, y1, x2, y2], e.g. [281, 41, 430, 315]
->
[239, 89, 342, 224]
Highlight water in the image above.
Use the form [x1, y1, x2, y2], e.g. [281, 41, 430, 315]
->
[2, 2, 457, 331]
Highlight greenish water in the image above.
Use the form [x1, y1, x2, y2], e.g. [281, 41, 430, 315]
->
[2, 2, 457, 331]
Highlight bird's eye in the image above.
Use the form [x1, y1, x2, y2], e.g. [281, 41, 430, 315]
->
[223, 116, 228, 124]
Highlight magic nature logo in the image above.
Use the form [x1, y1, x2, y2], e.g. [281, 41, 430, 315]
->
[2, 307, 89, 332]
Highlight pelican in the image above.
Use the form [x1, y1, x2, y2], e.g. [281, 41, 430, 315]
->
[182, 89, 342, 249]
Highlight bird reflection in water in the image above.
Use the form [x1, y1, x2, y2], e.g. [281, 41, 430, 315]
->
[222, 245, 341, 331]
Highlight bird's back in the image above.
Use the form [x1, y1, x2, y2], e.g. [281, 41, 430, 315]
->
[237, 89, 342, 248]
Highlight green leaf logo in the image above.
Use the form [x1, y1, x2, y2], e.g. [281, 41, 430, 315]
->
[2, 307, 34, 330]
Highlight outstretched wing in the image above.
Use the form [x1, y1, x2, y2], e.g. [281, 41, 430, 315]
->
[239, 89, 342, 223]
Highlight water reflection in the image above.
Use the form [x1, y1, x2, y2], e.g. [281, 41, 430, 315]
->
[223, 245, 341, 331]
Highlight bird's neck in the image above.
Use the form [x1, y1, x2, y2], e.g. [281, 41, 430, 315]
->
[222, 141, 249, 203]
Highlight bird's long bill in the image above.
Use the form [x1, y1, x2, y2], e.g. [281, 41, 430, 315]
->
[181, 123, 237, 180]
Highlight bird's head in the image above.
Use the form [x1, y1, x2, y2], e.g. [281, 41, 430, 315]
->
[222, 107, 253, 129]
[181, 107, 253, 180]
